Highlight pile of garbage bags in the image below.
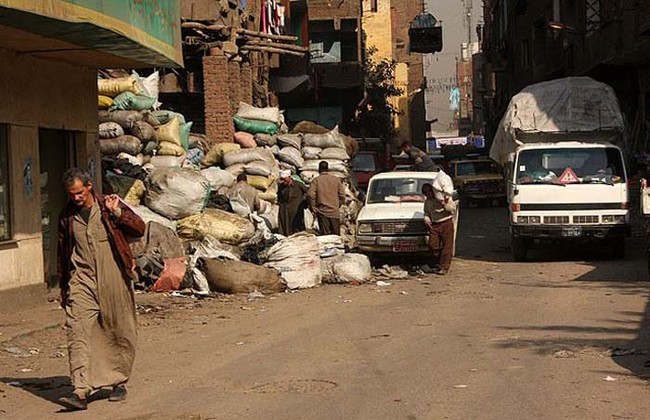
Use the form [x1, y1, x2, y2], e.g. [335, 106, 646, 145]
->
[96, 83, 367, 295]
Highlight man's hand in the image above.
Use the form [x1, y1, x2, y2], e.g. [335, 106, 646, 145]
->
[424, 218, 433, 230]
[105, 194, 122, 218]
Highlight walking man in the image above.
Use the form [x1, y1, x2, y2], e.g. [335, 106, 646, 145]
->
[307, 161, 346, 235]
[57, 168, 145, 410]
[277, 170, 308, 236]
[422, 183, 455, 275]
[401, 141, 437, 172]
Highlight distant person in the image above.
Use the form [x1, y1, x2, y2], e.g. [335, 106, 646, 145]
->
[308, 161, 346, 235]
[401, 141, 437, 172]
[422, 182, 455, 275]
[229, 173, 261, 215]
[278, 170, 308, 236]
[57, 168, 145, 411]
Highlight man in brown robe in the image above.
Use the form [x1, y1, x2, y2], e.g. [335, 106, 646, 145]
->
[277, 170, 307, 236]
[56, 168, 145, 410]
[422, 183, 455, 275]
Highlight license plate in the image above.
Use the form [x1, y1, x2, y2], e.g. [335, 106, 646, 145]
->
[392, 241, 419, 252]
[562, 226, 582, 237]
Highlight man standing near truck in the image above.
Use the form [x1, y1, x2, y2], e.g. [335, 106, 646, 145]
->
[308, 161, 346, 235]
[401, 141, 437, 172]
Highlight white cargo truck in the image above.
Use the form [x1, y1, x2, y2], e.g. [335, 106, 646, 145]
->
[490, 77, 629, 261]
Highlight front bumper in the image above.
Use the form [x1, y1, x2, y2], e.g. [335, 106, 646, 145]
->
[357, 234, 429, 253]
[462, 192, 506, 200]
[511, 224, 630, 239]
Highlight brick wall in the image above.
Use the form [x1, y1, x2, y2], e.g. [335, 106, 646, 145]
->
[228, 60, 242, 117]
[203, 53, 234, 144]
[241, 62, 253, 105]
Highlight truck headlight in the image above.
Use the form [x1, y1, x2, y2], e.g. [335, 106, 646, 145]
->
[358, 223, 372, 234]
[517, 216, 540, 224]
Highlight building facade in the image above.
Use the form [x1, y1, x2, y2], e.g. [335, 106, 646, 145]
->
[0, 0, 182, 292]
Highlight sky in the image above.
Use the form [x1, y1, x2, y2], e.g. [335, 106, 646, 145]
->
[423, 0, 483, 137]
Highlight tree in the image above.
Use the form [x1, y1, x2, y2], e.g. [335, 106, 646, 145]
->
[348, 46, 403, 139]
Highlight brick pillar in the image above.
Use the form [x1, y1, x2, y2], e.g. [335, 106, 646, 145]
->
[228, 60, 242, 117]
[203, 53, 234, 144]
[240, 62, 253, 106]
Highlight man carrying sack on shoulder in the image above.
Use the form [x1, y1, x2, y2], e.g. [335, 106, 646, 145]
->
[422, 182, 456, 275]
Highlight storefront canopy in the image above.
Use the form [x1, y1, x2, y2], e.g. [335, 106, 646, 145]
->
[0, 0, 183, 68]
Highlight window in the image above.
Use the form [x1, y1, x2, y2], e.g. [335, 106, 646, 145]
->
[367, 178, 432, 204]
[586, 0, 601, 36]
[0, 126, 10, 241]
[370, 0, 377, 13]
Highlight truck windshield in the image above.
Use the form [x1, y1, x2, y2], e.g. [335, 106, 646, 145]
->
[515, 147, 625, 185]
[353, 154, 376, 172]
[367, 178, 431, 204]
[456, 161, 500, 176]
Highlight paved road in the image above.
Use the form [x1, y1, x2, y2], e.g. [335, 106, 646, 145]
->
[1, 206, 650, 419]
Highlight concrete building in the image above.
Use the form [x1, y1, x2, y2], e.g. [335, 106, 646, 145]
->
[483, 0, 650, 153]
[362, 0, 426, 147]
[0, 1, 182, 294]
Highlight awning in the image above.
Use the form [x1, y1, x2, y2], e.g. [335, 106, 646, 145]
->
[0, 0, 183, 68]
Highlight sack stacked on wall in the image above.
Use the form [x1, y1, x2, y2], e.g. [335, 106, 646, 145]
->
[145, 168, 210, 220]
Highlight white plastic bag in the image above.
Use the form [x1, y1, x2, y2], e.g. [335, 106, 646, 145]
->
[278, 147, 304, 168]
[201, 167, 236, 189]
[331, 253, 372, 283]
[263, 232, 321, 289]
[320, 147, 350, 161]
[145, 168, 210, 220]
[236, 102, 282, 124]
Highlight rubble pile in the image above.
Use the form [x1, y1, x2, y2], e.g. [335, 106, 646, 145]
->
[96, 72, 366, 296]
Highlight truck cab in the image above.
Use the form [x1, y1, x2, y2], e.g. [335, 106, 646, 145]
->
[509, 141, 629, 261]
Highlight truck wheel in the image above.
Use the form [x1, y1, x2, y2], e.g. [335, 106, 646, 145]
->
[512, 237, 527, 262]
[610, 238, 625, 259]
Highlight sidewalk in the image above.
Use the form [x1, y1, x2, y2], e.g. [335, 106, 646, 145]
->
[0, 284, 63, 344]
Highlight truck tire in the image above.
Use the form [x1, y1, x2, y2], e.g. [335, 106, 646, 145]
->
[512, 237, 527, 262]
[610, 238, 625, 259]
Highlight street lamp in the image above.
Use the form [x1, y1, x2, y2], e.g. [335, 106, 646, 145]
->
[548, 21, 582, 34]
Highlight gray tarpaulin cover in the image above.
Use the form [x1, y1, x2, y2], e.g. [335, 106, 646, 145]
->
[490, 77, 625, 165]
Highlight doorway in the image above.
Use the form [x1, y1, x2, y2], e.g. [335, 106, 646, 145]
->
[39, 129, 76, 287]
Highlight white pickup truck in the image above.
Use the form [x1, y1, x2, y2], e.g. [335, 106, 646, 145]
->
[491, 77, 630, 261]
[356, 171, 459, 254]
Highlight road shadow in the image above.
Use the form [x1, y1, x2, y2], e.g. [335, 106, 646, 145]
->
[0, 376, 112, 411]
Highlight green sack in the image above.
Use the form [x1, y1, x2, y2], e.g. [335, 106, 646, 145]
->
[110, 91, 156, 111]
[180, 121, 193, 150]
[151, 110, 186, 124]
[234, 116, 279, 135]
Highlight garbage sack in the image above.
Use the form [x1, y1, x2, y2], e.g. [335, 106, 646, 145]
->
[206, 192, 233, 212]
[187, 237, 240, 294]
[263, 232, 321, 289]
[130, 121, 157, 142]
[98, 95, 113, 109]
[331, 253, 372, 283]
[316, 235, 345, 256]
[432, 170, 455, 205]
[177, 209, 255, 245]
[132, 70, 161, 108]
[200, 258, 285, 294]
[131, 205, 177, 231]
[343, 135, 359, 159]
[278, 147, 304, 168]
[151, 110, 186, 124]
[302, 146, 322, 160]
[149, 155, 186, 168]
[254, 133, 277, 147]
[116, 153, 144, 166]
[145, 167, 210, 220]
[247, 174, 275, 191]
[225, 163, 246, 177]
[99, 122, 124, 139]
[110, 91, 156, 111]
[244, 160, 277, 177]
[99, 135, 141, 156]
[223, 148, 275, 167]
[155, 117, 182, 146]
[188, 133, 205, 149]
[234, 116, 279, 135]
[236, 102, 282, 124]
[270, 144, 281, 157]
[202, 142, 241, 166]
[234, 131, 256, 148]
[129, 221, 185, 260]
[277, 134, 302, 150]
[186, 148, 205, 165]
[98, 76, 139, 97]
[158, 141, 185, 157]
[303, 128, 345, 149]
[150, 257, 187, 292]
[201, 167, 236, 189]
[103, 110, 144, 129]
[300, 171, 319, 183]
[291, 120, 330, 134]
[142, 111, 161, 127]
[320, 147, 350, 161]
[301, 159, 347, 174]
[258, 182, 278, 203]
[259, 203, 279, 231]
[105, 173, 145, 206]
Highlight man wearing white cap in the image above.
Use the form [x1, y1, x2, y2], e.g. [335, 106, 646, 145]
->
[278, 170, 308, 236]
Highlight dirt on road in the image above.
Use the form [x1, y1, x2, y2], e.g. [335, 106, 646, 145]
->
[1, 206, 650, 419]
